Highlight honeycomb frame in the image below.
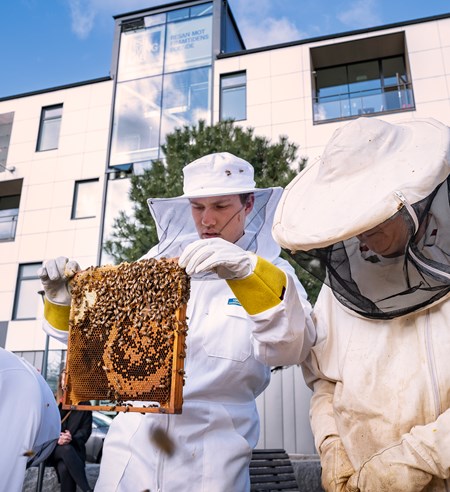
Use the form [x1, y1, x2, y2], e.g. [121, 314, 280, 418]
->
[62, 258, 189, 414]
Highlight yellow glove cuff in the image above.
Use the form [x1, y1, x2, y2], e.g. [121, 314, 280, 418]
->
[226, 257, 286, 315]
[44, 298, 70, 332]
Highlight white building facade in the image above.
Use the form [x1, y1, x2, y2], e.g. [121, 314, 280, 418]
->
[1, 0, 449, 454]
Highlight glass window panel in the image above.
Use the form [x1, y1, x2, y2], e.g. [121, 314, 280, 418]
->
[0, 112, 14, 173]
[144, 13, 166, 28]
[117, 25, 166, 82]
[314, 55, 412, 122]
[167, 7, 190, 22]
[38, 119, 60, 150]
[0, 213, 18, 241]
[46, 349, 67, 391]
[43, 107, 62, 119]
[72, 179, 99, 219]
[221, 86, 246, 121]
[37, 105, 62, 151]
[13, 263, 42, 320]
[20, 264, 39, 277]
[316, 66, 348, 98]
[348, 61, 381, 94]
[382, 56, 407, 87]
[220, 72, 246, 121]
[0, 183, 21, 241]
[221, 73, 246, 88]
[0, 194, 20, 210]
[110, 76, 163, 166]
[160, 67, 211, 143]
[101, 176, 133, 265]
[190, 3, 213, 17]
[164, 15, 212, 72]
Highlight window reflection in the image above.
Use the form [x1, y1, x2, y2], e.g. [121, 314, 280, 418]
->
[111, 76, 163, 166]
[161, 67, 211, 141]
[220, 72, 246, 121]
[110, 4, 213, 168]
[37, 105, 63, 151]
[118, 25, 165, 82]
[314, 56, 414, 122]
[13, 263, 42, 320]
[164, 15, 212, 73]
[72, 179, 100, 220]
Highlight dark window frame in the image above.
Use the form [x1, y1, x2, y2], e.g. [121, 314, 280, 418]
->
[71, 178, 100, 220]
[219, 71, 247, 122]
[311, 32, 415, 124]
[12, 262, 43, 321]
[0, 178, 23, 242]
[36, 104, 63, 151]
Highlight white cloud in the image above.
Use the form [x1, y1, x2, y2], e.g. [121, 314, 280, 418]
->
[337, 0, 382, 28]
[240, 17, 306, 49]
[227, 0, 307, 48]
[68, 0, 96, 39]
[67, 0, 163, 38]
[66, 0, 306, 47]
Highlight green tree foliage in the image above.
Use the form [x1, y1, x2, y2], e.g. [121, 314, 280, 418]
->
[104, 120, 322, 303]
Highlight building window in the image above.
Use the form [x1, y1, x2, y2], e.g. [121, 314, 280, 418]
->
[12, 263, 42, 320]
[36, 104, 63, 151]
[71, 179, 100, 219]
[311, 32, 414, 123]
[161, 67, 211, 142]
[111, 5, 213, 168]
[0, 112, 14, 173]
[13, 349, 67, 390]
[0, 178, 23, 242]
[220, 72, 246, 121]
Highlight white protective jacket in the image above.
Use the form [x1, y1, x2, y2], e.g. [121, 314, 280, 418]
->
[0, 348, 60, 492]
[94, 249, 314, 491]
[304, 286, 450, 491]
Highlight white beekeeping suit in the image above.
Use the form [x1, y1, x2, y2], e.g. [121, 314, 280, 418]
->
[0, 348, 60, 492]
[273, 117, 450, 492]
[39, 152, 316, 492]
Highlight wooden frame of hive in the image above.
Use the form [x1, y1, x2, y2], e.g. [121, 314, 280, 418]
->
[62, 258, 189, 414]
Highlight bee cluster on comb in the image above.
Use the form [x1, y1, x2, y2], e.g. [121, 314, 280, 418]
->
[63, 258, 190, 414]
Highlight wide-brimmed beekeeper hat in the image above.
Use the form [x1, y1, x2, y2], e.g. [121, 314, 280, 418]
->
[273, 117, 450, 252]
[146, 152, 283, 263]
[181, 152, 258, 198]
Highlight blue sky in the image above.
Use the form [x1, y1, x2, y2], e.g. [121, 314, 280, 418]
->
[1, 0, 449, 98]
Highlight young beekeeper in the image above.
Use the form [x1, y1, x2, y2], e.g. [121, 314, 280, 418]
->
[39, 152, 315, 491]
[273, 117, 450, 492]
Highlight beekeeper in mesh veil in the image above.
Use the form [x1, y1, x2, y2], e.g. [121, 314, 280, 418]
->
[39, 152, 315, 492]
[273, 116, 450, 492]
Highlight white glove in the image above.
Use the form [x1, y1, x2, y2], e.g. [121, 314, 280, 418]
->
[178, 238, 257, 279]
[319, 437, 354, 492]
[345, 439, 433, 492]
[37, 257, 80, 305]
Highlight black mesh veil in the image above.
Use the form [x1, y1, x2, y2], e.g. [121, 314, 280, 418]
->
[287, 178, 450, 319]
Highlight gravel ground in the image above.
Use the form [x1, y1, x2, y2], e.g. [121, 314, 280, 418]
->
[22, 463, 99, 492]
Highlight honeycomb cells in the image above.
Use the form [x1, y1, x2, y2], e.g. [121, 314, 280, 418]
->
[64, 258, 190, 414]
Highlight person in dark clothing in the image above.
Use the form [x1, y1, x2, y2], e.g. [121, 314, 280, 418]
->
[47, 369, 93, 492]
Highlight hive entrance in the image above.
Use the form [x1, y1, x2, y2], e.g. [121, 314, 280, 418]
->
[63, 258, 189, 414]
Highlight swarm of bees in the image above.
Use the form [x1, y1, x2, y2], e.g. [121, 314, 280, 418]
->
[63, 258, 190, 414]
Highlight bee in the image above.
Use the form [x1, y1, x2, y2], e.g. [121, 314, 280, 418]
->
[150, 427, 175, 456]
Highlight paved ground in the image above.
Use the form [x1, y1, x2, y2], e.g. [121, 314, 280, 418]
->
[23, 457, 323, 491]
[23, 464, 99, 492]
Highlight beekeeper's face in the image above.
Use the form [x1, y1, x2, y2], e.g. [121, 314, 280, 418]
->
[189, 193, 254, 244]
[357, 213, 410, 257]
